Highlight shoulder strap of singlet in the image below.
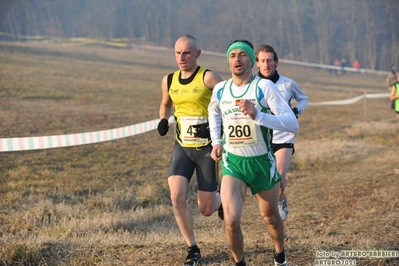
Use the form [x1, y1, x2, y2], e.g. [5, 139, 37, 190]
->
[217, 78, 263, 104]
[167, 67, 206, 91]
[255, 78, 267, 109]
[167, 73, 173, 91]
[217, 80, 230, 102]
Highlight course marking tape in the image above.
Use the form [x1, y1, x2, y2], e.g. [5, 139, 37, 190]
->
[307, 93, 389, 106]
[0, 93, 391, 152]
[0, 117, 175, 152]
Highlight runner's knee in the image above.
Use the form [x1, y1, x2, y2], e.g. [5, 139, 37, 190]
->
[224, 215, 241, 230]
[261, 210, 280, 225]
[169, 192, 186, 207]
[198, 204, 214, 216]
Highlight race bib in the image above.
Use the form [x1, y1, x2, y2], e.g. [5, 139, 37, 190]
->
[180, 116, 209, 146]
[225, 118, 257, 147]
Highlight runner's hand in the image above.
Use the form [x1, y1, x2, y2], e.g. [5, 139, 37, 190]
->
[211, 144, 223, 162]
[193, 123, 210, 138]
[157, 118, 169, 136]
[292, 107, 299, 119]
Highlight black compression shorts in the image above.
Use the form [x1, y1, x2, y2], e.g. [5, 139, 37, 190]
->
[272, 143, 295, 155]
[167, 142, 218, 192]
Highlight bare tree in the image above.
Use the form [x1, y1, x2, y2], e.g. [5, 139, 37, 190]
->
[291, 0, 306, 60]
[0, 0, 398, 70]
[313, 0, 331, 64]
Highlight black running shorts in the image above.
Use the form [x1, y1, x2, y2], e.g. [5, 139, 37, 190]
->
[272, 143, 295, 155]
[167, 142, 217, 192]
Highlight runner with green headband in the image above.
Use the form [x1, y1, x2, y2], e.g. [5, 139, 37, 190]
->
[226, 41, 255, 67]
[208, 39, 297, 266]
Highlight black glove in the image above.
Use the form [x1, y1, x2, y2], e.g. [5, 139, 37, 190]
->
[292, 107, 299, 119]
[193, 123, 210, 139]
[157, 118, 169, 136]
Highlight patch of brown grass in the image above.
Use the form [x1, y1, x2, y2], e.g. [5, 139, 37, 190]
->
[0, 42, 398, 266]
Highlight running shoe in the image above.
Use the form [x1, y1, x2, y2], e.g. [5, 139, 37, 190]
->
[274, 251, 288, 266]
[235, 258, 248, 266]
[274, 259, 288, 266]
[217, 185, 224, 220]
[183, 247, 201, 266]
[278, 197, 289, 221]
[218, 203, 224, 220]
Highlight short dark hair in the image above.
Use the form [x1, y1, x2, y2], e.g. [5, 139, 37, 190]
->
[255, 44, 278, 62]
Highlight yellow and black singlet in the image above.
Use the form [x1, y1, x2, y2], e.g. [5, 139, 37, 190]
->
[168, 66, 212, 148]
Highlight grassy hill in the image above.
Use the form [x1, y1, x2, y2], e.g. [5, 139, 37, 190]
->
[0, 42, 398, 265]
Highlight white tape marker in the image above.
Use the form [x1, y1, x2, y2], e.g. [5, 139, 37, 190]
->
[308, 93, 389, 106]
[0, 116, 175, 152]
[0, 92, 390, 152]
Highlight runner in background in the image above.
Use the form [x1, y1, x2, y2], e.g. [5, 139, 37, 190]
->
[255, 44, 308, 221]
[390, 74, 399, 123]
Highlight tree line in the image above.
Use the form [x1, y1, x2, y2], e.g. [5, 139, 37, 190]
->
[0, 0, 398, 71]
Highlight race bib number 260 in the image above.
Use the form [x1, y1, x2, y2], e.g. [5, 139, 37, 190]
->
[226, 120, 257, 147]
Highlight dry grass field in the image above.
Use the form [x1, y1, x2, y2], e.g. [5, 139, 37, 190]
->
[0, 41, 398, 266]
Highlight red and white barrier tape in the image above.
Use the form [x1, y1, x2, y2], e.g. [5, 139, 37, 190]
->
[0, 92, 390, 152]
[0, 117, 175, 152]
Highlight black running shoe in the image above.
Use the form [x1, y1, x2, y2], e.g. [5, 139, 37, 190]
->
[217, 185, 224, 220]
[183, 246, 201, 266]
[235, 257, 248, 266]
[218, 203, 224, 220]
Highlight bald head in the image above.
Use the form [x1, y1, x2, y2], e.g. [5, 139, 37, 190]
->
[174, 35, 201, 72]
[175, 35, 199, 51]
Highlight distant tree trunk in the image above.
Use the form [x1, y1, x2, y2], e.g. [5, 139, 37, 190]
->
[275, 2, 286, 55]
[346, 0, 358, 65]
[292, 0, 306, 60]
[9, 5, 22, 39]
[313, 0, 331, 64]
[279, 1, 294, 58]
[162, 0, 172, 46]
[364, 2, 377, 69]
[44, 1, 59, 37]
[388, 1, 398, 68]
[125, 11, 134, 40]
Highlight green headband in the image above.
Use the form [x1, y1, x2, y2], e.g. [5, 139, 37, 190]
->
[226, 41, 255, 67]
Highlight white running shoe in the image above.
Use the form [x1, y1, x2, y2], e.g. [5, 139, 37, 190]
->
[278, 197, 289, 221]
